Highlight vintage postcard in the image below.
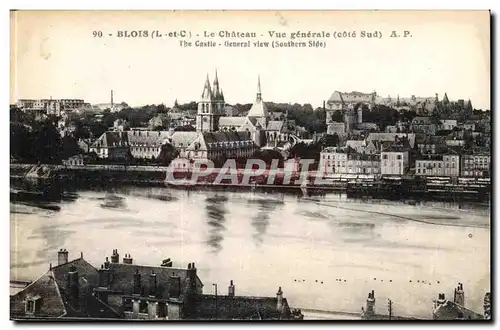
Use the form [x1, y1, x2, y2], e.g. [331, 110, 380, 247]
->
[9, 10, 491, 321]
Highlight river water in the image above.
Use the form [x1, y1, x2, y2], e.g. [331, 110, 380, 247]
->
[10, 185, 490, 319]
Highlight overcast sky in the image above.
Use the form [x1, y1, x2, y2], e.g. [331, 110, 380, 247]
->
[10, 10, 490, 110]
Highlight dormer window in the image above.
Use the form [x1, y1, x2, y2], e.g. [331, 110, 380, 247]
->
[25, 296, 41, 315]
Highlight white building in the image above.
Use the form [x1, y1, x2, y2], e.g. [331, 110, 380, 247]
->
[380, 149, 409, 175]
[319, 146, 381, 175]
[415, 154, 460, 177]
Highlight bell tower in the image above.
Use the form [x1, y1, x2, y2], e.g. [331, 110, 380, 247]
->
[196, 71, 225, 132]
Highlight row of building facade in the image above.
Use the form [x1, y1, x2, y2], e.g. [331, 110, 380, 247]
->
[319, 133, 490, 177]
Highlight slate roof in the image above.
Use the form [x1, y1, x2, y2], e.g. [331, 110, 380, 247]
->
[366, 133, 416, 148]
[10, 257, 119, 320]
[169, 131, 200, 149]
[219, 117, 246, 127]
[328, 91, 375, 104]
[105, 263, 203, 303]
[91, 132, 128, 148]
[433, 301, 484, 320]
[190, 294, 290, 320]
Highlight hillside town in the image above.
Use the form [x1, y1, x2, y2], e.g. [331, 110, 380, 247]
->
[10, 72, 492, 321]
[11, 71, 491, 189]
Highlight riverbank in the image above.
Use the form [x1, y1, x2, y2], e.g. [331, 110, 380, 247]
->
[10, 163, 491, 202]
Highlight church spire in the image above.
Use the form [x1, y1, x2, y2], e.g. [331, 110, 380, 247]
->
[256, 75, 262, 102]
[212, 69, 222, 99]
[202, 73, 212, 99]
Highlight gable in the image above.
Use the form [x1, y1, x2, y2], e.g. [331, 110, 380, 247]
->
[10, 271, 66, 319]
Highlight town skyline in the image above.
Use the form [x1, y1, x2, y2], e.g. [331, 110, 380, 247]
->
[11, 11, 490, 110]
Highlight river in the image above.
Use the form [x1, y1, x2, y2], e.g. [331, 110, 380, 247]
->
[10, 185, 490, 319]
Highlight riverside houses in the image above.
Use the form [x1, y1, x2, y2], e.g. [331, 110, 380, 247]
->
[415, 154, 460, 177]
[11, 249, 302, 320]
[319, 146, 381, 175]
[460, 152, 491, 177]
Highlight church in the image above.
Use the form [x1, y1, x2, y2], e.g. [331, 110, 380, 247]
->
[195, 71, 293, 148]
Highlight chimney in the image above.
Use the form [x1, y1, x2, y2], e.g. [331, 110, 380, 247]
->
[186, 262, 198, 294]
[111, 249, 119, 263]
[276, 287, 283, 312]
[111, 90, 114, 109]
[436, 293, 446, 307]
[104, 257, 110, 269]
[365, 290, 376, 316]
[228, 280, 235, 297]
[161, 258, 173, 267]
[67, 265, 79, 304]
[98, 264, 110, 288]
[133, 268, 141, 295]
[323, 100, 326, 111]
[123, 254, 133, 264]
[454, 283, 465, 306]
[149, 271, 157, 297]
[58, 249, 69, 265]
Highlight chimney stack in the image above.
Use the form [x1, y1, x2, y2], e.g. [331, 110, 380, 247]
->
[276, 287, 283, 312]
[111, 249, 119, 263]
[365, 290, 376, 316]
[67, 265, 79, 303]
[58, 249, 69, 265]
[123, 254, 133, 264]
[454, 283, 465, 306]
[104, 257, 110, 269]
[228, 280, 235, 297]
[98, 264, 110, 288]
[133, 268, 141, 295]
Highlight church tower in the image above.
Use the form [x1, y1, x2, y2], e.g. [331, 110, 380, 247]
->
[247, 75, 269, 128]
[196, 71, 225, 132]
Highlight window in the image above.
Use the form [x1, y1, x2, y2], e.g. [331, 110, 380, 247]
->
[383, 154, 388, 160]
[123, 298, 133, 312]
[139, 301, 148, 314]
[417, 169, 421, 173]
[157, 302, 168, 318]
[397, 155, 402, 160]
[26, 300, 34, 313]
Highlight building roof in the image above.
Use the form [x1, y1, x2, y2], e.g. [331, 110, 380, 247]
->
[10, 257, 119, 319]
[328, 91, 375, 104]
[103, 262, 202, 306]
[91, 132, 128, 148]
[366, 133, 416, 148]
[219, 116, 246, 127]
[190, 294, 290, 320]
[169, 131, 200, 149]
[412, 116, 433, 125]
[433, 300, 484, 320]
[266, 120, 284, 132]
[127, 130, 170, 147]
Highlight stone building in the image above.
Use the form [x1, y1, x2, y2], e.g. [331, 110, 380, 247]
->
[415, 154, 460, 177]
[319, 146, 381, 175]
[11, 249, 302, 321]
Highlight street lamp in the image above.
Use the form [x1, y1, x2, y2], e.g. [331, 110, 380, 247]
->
[213, 283, 218, 320]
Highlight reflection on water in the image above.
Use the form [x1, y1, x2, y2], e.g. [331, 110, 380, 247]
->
[205, 194, 228, 254]
[9, 185, 491, 319]
[248, 196, 283, 246]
